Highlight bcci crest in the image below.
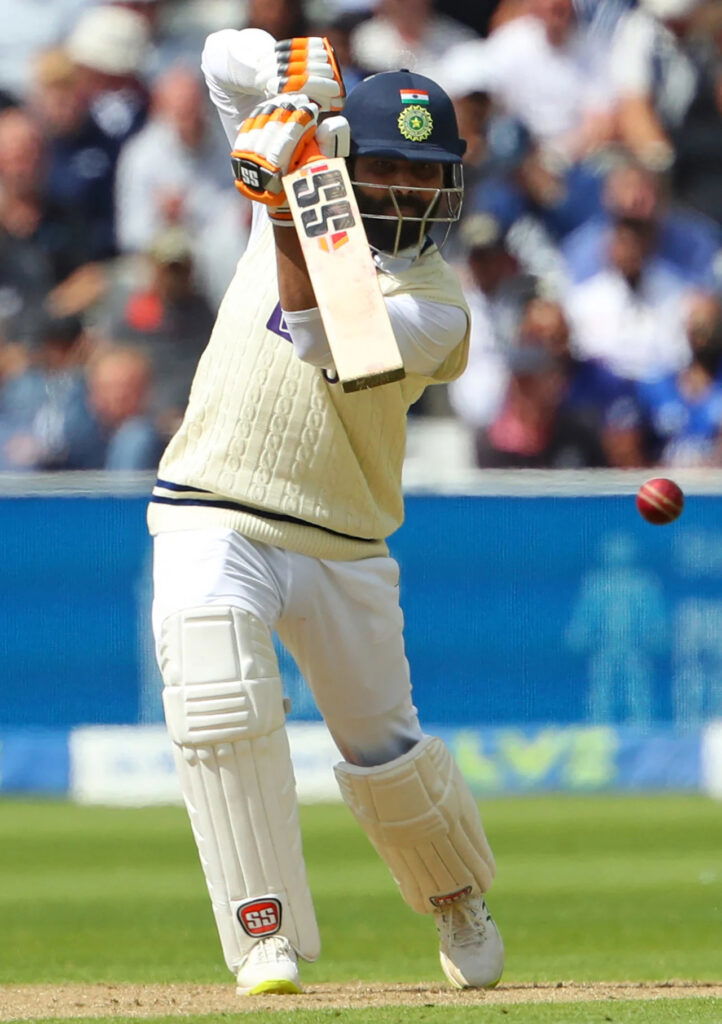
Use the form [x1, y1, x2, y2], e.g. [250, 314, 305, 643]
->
[397, 105, 433, 142]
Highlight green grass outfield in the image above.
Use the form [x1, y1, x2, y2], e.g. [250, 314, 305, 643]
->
[21, 1005, 722, 1024]
[1, 793, 721, 1023]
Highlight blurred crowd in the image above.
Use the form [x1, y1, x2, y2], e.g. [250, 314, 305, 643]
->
[0, 0, 721, 471]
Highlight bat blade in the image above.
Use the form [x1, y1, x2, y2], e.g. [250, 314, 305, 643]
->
[283, 155, 405, 393]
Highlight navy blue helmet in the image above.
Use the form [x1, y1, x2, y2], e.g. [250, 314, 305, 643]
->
[344, 69, 466, 165]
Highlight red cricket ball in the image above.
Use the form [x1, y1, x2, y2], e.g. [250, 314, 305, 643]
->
[636, 477, 684, 525]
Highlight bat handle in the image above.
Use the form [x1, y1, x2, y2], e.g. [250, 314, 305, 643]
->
[289, 136, 324, 173]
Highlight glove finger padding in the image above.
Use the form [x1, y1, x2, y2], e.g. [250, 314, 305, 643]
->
[256, 36, 346, 113]
[231, 95, 319, 206]
[315, 115, 351, 160]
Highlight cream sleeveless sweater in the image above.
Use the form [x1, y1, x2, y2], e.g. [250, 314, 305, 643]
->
[147, 226, 469, 560]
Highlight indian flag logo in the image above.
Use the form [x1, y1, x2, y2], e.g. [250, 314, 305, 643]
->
[400, 89, 429, 105]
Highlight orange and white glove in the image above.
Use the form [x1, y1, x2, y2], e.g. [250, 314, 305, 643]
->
[255, 36, 346, 113]
[231, 94, 320, 224]
[231, 96, 351, 225]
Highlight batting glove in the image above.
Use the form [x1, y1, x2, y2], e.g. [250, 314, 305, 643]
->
[231, 98, 351, 226]
[231, 94, 320, 222]
[255, 36, 346, 113]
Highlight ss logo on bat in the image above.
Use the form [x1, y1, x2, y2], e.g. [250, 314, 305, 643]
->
[293, 169, 356, 238]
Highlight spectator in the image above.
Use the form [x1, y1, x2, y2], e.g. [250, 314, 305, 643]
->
[107, 1, 230, 82]
[351, 0, 477, 76]
[0, 314, 96, 470]
[313, 12, 373, 94]
[110, 0, 162, 29]
[434, 0, 614, 240]
[636, 291, 722, 466]
[435, 0, 500, 37]
[437, 0, 616, 162]
[563, 215, 693, 382]
[572, 0, 634, 35]
[669, 4, 722, 227]
[29, 48, 121, 259]
[610, 0, 706, 173]
[329, 0, 373, 13]
[246, 0, 309, 39]
[0, 323, 30, 403]
[0, 321, 163, 470]
[99, 0, 220, 78]
[115, 64, 244, 303]
[84, 345, 163, 468]
[107, 226, 214, 438]
[445, 88, 494, 194]
[0, 89, 16, 113]
[448, 213, 536, 431]
[66, 4, 151, 144]
[562, 158, 722, 289]
[0, 109, 105, 345]
[0, 0, 95, 101]
[475, 298, 643, 467]
[503, 0, 635, 103]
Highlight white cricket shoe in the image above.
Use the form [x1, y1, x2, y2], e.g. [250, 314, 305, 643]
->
[435, 896, 504, 989]
[236, 935, 302, 996]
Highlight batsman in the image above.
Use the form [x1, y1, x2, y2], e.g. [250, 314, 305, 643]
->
[149, 26, 504, 996]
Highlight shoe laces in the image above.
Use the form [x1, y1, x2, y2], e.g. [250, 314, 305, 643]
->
[437, 898, 491, 948]
[247, 935, 296, 966]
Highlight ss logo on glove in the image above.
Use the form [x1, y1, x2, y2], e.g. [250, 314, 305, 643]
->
[234, 160, 263, 191]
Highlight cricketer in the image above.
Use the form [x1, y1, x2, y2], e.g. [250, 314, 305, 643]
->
[148, 27, 504, 995]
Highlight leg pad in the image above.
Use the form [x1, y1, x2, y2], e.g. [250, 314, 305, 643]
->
[335, 735, 495, 914]
[158, 606, 320, 970]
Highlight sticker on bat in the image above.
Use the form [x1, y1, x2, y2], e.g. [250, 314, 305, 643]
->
[292, 168, 348, 208]
[300, 201, 355, 238]
[318, 231, 349, 252]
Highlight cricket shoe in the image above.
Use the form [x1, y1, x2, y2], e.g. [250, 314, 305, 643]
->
[236, 935, 302, 995]
[435, 895, 504, 989]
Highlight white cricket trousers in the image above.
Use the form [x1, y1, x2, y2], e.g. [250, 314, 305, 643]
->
[152, 528, 424, 766]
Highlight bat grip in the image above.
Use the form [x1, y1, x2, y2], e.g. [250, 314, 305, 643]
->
[289, 136, 324, 173]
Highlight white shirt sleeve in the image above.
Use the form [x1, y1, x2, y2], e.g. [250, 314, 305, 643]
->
[447, 291, 509, 428]
[281, 307, 333, 368]
[201, 29, 276, 244]
[201, 29, 276, 145]
[282, 294, 468, 376]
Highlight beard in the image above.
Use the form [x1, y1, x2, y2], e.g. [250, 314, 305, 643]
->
[353, 185, 431, 253]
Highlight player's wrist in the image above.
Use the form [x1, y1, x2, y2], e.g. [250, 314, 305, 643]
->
[269, 207, 295, 226]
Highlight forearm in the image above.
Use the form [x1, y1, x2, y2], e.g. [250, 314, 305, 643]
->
[274, 224, 318, 312]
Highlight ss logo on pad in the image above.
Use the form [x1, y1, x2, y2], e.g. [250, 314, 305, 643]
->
[237, 896, 282, 937]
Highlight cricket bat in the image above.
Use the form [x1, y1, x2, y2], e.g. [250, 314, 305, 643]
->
[283, 145, 405, 393]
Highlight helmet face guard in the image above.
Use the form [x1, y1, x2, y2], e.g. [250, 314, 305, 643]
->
[350, 163, 464, 256]
[343, 70, 466, 256]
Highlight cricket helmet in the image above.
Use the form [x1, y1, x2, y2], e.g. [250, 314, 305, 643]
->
[344, 69, 467, 164]
[342, 70, 466, 255]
